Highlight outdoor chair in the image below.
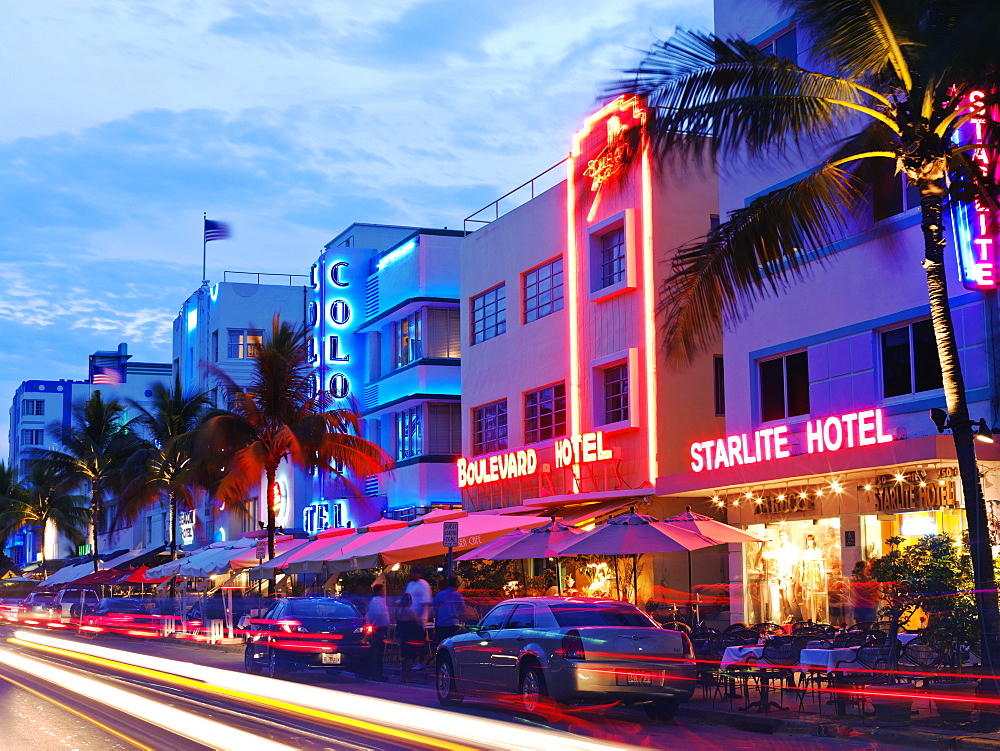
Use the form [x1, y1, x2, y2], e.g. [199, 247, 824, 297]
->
[792, 626, 827, 637]
[750, 622, 784, 636]
[833, 631, 867, 648]
[746, 636, 801, 712]
[727, 628, 764, 643]
[723, 622, 751, 633]
[847, 621, 877, 632]
[831, 644, 894, 717]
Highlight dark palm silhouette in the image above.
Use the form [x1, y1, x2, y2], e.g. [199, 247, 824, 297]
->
[2, 462, 88, 567]
[615, 0, 1000, 668]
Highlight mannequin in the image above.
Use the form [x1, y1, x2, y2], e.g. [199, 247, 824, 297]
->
[798, 534, 828, 622]
[745, 541, 767, 625]
[763, 529, 801, 622]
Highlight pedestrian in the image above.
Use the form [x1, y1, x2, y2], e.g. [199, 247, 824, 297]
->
[850, 560, 880, 625]
[366, 583, 390, 681]
[404, 567, 432, 669]
[396, 593, 425, 683]
[432, 576, 465, 649]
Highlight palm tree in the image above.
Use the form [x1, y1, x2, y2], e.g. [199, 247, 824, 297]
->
[32, 391, 143, 572]
[615, 0, 1000, 670]
[0, 462, 28, 557]
[198, 316, 389, 559]
[2, 462, 88, 567]
[114, 376, 212, 559]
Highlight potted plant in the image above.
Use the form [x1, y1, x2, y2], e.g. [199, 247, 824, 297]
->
[927, 680, 979, 724]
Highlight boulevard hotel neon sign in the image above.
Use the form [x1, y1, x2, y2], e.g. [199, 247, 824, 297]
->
[457, 431, 613, 489]
[689, 408, 893, 472]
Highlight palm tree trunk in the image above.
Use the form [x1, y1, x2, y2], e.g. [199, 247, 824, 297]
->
[265, 465, 277, 560]
[921, 187, 1000, 681]
[168, 490, 178, 560]
[90, 488, 101, 574]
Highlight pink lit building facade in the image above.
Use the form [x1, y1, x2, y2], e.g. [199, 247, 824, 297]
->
[653, 0, 1000, 627]
[460, 98, 723, 604]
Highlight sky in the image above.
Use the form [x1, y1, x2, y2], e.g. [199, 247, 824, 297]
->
[0, 0, 713, 457]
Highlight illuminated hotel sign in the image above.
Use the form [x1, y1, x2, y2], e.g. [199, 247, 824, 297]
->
[457, 431, 614, 488]
[689, 408, 894, 472]
[579, 96, 645, 221]
[303, 501, 332, 535]
[950, 89, 999, 289]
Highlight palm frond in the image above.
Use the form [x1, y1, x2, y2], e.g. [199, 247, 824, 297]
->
[660, 163, 862, 364]
[613, 30, 883, 164]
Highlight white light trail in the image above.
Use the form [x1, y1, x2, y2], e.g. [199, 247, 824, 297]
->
[0, 644, 298, 751]
[13, 630, 641, 751]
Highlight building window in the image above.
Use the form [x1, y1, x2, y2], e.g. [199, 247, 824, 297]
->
[471, 284, 506, 344]
[21, 429, 44, 446]
[228, 329, 263, 359]
[211, 330, 219, 362]
[599, 227, 627, 289]
[393, 311, 422, 369]
[603, 364, 629, 424]
[714, 355, 726, 416]
[428, 402, 462, 454]
[882, 319, 943, 397]
[426, 308, 460, 358]
[395, 406, 422, 460]
[22, 400, 44, 417]
[472, 400, 508, 456]
[760, 351, 810, 422]
[523, 257, 564, 323]
[524, 383, 567, 443]
[761, 27, 797, 63]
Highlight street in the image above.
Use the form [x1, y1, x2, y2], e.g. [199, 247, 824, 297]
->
[0, 624, 912, 750]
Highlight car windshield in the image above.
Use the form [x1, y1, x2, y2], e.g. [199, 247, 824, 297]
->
[287, 600, 358, 619]
[550, 603, 658, 628]
[29, 595, 56, 605]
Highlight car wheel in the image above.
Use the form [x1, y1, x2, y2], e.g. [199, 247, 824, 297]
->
[435, 656, 463, 707]
[645, 698, 680, 721]
[266, 650, 287, 679]
[519, 665, 547, 714]
[244, 643, 261, 674]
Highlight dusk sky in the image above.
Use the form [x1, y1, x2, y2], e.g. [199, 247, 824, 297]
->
[0, 0, 712, 456]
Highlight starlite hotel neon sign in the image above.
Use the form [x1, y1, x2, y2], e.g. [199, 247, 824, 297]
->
[951, 90, 998, 289]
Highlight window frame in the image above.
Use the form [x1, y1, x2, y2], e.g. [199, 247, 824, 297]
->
[22, 399, 44, 417]
[522, 256, 564, 324]
[395, 404, 423, 460]
[227, 328, 264, 359]
[470, 284, 507, 345]
[523, 382, 567, 444]
[758, 351, 810, 423]
[471, 399, 508, 456]
[588, 210, 637, 301]
[880, 318, 943, 399]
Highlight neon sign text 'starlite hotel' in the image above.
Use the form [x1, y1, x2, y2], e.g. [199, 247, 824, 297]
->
[951, 90, 998, 290]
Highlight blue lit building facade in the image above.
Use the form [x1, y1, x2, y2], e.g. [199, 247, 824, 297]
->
[307, 224, 465, 532]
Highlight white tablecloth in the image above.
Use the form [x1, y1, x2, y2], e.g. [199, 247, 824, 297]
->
[720, 644, 765, 670]
[798, 647, 860, 671]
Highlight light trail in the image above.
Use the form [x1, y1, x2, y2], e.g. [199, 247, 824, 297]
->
[0, 645, 299, 751]
[12, 630, 642, 751]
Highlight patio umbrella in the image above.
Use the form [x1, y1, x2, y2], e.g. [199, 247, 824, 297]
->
[248, 527, 357, 580]
[455, 530, 528, 561]
[287, 521, 411, 575]
[552, 510, 719, 604]
[661, 506, 765, 622]
[460, 520, 583, 595]
[324, 513, 552, 573]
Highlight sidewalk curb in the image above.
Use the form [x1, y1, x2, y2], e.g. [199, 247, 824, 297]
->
[678, 705, 1000, 750]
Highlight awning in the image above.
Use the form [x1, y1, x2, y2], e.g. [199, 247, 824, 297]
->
[145, 538, 256, 579]
[288, 524, 411, 575]
[325, 512, 553, 573]
[100, 544, 168, 571]
[41, 562, 94, 587]
[248, 527, 358, 580]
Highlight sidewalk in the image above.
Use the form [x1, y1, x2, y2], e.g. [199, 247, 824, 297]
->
[679, 679, 1000, 750]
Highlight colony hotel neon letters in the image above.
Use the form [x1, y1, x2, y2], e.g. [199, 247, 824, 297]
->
[689, 408, 894, 473]
[457, 431, 613, 488]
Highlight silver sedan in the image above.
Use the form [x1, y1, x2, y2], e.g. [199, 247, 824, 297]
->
[435, 596, 696, 719]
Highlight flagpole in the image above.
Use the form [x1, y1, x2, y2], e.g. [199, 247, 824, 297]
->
[202, 212, 208, 285]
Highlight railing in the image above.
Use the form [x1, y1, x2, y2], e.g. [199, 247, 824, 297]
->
[224, 271, 310, 285]
[463, 158, 568, 233]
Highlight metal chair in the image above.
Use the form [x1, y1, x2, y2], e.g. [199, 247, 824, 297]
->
[833, 631, 868, 648]
[750, 622, 785, 636]
[745, 636, 799, 713]
[831, 644, 894, 717]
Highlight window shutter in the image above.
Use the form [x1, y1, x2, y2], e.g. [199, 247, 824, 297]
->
[428, 403, 461, 454]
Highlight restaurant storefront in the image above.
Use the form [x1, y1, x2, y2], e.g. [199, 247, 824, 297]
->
[658, 408, 1000, 627]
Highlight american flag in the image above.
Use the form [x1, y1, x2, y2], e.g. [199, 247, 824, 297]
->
[93, 367, 122, 386]
[204, 219, 231, 242]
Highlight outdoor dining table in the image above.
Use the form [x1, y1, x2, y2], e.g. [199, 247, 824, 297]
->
[720, 644, 765, 670]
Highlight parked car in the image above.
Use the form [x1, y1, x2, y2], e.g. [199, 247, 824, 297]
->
[2, 591, 57, 625]
[56, 588, 101, 620]
[84, 597, 159, 637]
[435, 596, 697, 720]
[243, 597, 371, 678]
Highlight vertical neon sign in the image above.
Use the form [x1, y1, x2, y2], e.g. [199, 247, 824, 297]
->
[950, 90, 998, 289]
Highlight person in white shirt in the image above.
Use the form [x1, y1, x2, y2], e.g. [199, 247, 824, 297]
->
[404, 568, 432, 669]
[366, 583, 390, 680]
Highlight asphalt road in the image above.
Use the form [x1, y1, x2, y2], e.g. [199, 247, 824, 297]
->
[0, 625, 911, 751]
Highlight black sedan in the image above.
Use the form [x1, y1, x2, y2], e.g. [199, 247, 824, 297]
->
[244, 597, 371, 678]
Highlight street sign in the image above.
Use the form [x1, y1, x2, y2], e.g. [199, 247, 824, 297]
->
[443, 521, 459, 548]
[255, 539, 267, 560]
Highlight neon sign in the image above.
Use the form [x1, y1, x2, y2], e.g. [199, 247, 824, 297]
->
[577, 96, 645, 221]
[689, 408, 894, 472]
[950, 89, 998, 289]
[457, 448, 538, 488]
[303, 501, 332, 535]
[553, 431, 613, 468]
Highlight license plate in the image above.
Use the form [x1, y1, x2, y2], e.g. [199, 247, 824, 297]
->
[626, 672, 652, 685]
[321, 652, 342, 665]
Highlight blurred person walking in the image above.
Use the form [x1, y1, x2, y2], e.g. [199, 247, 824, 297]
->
[404, 567, 432, 669]
[432, 577, 465, 649]
[366, 583, 390, 680]
[396, 593, 425, 683]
